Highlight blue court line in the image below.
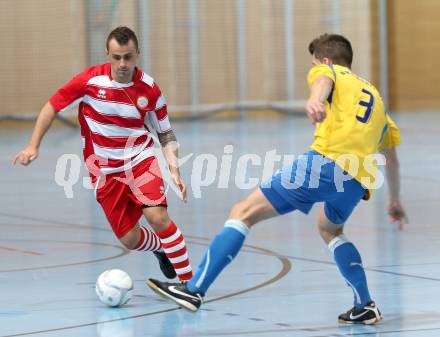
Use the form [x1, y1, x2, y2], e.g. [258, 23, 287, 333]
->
[281, 254, 440, 282]
[0, 312, 28, 317]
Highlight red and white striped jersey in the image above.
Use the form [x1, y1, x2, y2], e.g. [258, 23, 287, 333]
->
[50, 63, 171, 175]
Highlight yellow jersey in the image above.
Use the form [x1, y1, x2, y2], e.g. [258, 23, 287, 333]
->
[307, 64, 400, 189]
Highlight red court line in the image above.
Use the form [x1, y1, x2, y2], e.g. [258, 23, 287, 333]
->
[0, 246, 44, 256]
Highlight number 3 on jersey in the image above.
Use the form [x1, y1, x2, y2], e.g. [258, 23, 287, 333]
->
[357, 88, 374, 123]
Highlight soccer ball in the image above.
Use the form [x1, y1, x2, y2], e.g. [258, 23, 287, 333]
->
[95, 269, 133, 307]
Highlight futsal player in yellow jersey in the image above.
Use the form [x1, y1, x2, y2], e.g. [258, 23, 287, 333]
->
[307, 57, 401, 189]
[147, 34, 408, 325]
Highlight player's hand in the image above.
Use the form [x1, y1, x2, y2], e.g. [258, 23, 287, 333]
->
[13, 146, 39, 166]
[171, 173, 187, 203]
[388, 199, 408, 230]
[306, 99, 327, 123]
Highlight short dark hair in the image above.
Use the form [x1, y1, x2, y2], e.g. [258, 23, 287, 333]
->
[308, 34, 353, 67]
[106, 26, 139, 51]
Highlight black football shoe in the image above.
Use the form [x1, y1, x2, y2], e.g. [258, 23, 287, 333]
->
[153, 251, 177, 279]
[146, 278, 203, 312]
[338, 301, 383, 325]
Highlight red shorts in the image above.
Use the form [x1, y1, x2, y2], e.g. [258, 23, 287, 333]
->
[94, 157, 167, 238]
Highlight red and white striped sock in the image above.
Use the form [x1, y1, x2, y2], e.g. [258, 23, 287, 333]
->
[133, 226, 162, 252]
[156, 221, 193, 281]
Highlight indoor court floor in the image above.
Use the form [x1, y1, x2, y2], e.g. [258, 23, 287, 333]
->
[1, 111, 439, 337]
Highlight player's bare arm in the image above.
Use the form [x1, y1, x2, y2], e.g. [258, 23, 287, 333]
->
[381, 147, 408, 225]
[306, 74, 333, 123]
[158, 130, 187, 202]
[13, 101, 56, 166]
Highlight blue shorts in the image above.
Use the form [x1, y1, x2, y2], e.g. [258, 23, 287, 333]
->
[260, 150, 367, 224]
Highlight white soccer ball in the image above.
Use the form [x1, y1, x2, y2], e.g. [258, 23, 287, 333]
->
[95, 269, 133, 307]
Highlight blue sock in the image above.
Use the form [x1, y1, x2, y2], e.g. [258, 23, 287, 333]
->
[329, 235, 372, 308]
[186, 219, 250, 295]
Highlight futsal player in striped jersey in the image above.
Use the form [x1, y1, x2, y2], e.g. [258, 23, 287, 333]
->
[14, 27, 193, 282]
[147, 34, 408, 324]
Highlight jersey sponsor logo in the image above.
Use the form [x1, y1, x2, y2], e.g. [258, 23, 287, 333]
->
[97, 89, 107, 99]
[137, 96, 148, 109]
